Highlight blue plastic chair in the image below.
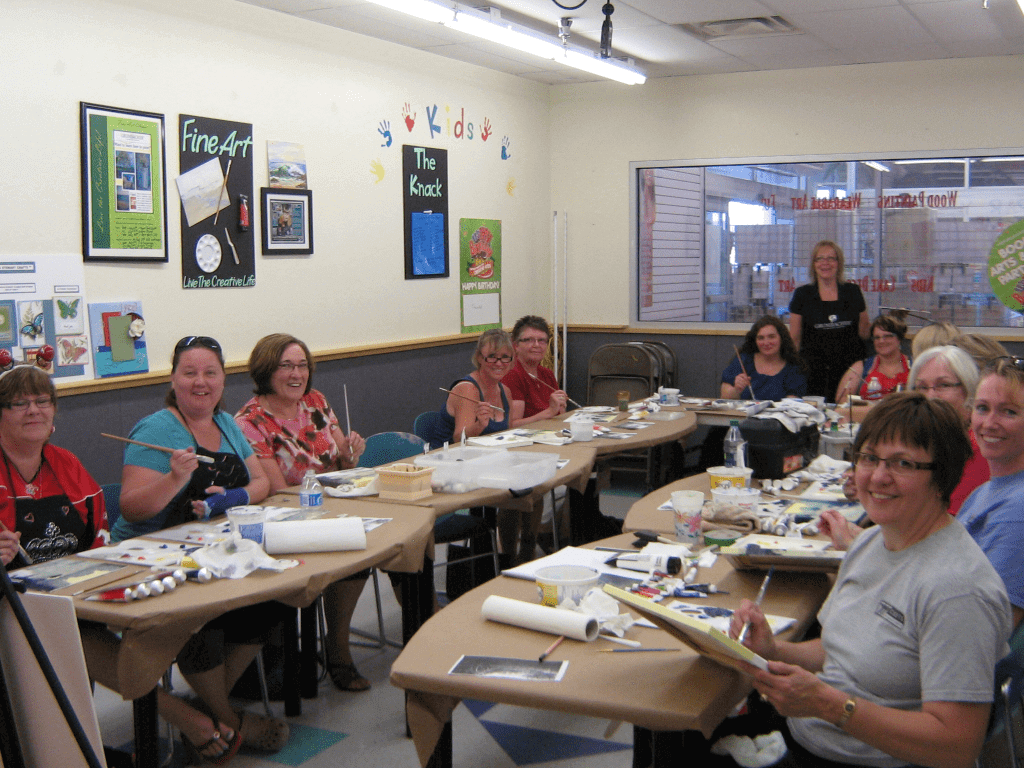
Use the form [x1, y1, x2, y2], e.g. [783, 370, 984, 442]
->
[981, 625, 1024, 768]
[358, 432, 426, 468]
[101, 483, 121, 532]
[413, 410, 448, 450]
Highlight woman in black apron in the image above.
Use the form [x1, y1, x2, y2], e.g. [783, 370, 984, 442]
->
[113, 336, 289, 759]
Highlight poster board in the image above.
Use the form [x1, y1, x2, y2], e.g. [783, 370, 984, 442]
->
[459, 218, 501, 332]
[0, 591, 107, 768]
[402, 145, 449, 279]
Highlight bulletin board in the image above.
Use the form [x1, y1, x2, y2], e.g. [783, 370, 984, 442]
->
[177, 115, 256, 290]
[403, 144, 449, 279]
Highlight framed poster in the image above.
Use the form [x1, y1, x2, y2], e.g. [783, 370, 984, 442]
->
[260, 188, 313, 255]
[80, 102, 168, 262]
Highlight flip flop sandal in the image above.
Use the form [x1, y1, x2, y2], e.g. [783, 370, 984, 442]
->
[239, 710, 290, 754]
[327, 661, 371, 692]
[182, 724, 241, 766]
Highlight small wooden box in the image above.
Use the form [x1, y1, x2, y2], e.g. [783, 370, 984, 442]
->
[376, 463, 434, 501]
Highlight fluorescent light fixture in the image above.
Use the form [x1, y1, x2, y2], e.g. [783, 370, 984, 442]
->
[365, 0, 646, 84]
[1018, 0, 1024, 17]
[893, 159, 966, 165]
[863, 161, 889, 172]
[981, 156, 1024, 162]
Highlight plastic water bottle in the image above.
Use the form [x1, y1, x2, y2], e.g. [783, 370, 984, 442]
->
[724, 419, 747, 469]
[299, 469, 323, 508]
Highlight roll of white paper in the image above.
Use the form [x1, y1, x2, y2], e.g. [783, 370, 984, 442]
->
[481, 595, 599, 641]
[263, 517, 367, 554]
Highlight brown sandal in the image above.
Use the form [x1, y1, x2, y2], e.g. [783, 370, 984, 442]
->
[328, 661, 371, 692]
[238, 710, 290, 753]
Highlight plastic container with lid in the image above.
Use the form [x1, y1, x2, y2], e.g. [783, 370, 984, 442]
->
[535, 565, 600, 607]
[414, 446, 559, 492]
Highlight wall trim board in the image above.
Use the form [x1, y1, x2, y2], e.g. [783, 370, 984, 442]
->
[56, 331, 484, 398]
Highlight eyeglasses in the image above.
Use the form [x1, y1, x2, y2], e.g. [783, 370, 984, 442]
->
[174, 336, 222, 354]
[516, 337, 548, 346]
[4, 396, 54, 412]
[814, 256, 838, 263]
[872, 333, 897, 342]
[913, 382, 964, 394]
[989, 356, 1024, 373]
[854, 451, 935, 475]
[277, 361, 309, 372]
[484, 354, 513, 364]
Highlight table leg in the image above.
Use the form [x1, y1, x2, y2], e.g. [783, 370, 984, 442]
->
[424, 719, 452, 768]
[282, 610, 301, 717]
[132, 689, 158, 768]
[632, 727, 710, 768]
[397, 560, 435, 646]
[299, 605, 318, 699]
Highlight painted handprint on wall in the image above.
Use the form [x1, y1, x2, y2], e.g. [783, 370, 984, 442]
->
[378, 119, 392, 147]
[501, 136, 511, 160]
[403, 103, 416, 132]
[507, 178, 516, 196]
[370, 159, 385, 184]
[480, 117, 492, 141]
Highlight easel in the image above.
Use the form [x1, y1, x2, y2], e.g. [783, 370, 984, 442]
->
[0, 563, 105, 768]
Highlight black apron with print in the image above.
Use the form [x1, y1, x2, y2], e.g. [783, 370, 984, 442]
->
[17, 490, 93, 565]
[163, 422, 249, 529]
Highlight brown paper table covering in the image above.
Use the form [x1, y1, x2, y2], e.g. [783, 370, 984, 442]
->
[526, 409, 698, 455]
[75, 497, 434, 699]
[390, 531, 831, 767]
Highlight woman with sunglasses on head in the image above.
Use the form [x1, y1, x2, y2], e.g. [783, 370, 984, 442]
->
[788, 241, 870, 400]
[113, 335, 290, 759]
[957, 356, 1024, 628]
[729, 393, 1011, 768]
[834, 313, 910, 405]
[421, 329, 524, 450]
[235, 333, 369, 692]
[503, 315, 568, 426]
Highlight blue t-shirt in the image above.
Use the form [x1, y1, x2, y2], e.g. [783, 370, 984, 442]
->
[958, 468, 1024, 611]
[720, 354, 807, 401]
[112, 409, 253, 541]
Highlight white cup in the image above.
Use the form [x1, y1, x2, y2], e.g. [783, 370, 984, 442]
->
[662, 388, 680, 406]
[570, 419, 594, 442]
[670, 490, 704, 544]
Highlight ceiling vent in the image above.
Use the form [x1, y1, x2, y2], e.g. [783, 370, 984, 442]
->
[677, 16, 800, 42]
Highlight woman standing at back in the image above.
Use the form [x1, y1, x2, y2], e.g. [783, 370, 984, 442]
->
[788, 240, 870, 400]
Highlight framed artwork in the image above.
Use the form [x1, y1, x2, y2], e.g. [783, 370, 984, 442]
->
[260, 188, 313, 255]
[80, 102, 168, 262]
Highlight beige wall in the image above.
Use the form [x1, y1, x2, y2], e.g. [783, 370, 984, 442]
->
[550, 56, 1024, 325]
[3, 0, 551, 367]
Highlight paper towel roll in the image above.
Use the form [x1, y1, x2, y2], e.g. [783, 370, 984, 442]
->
[263, 517, 367, 554]
[481, 595, 599, 641]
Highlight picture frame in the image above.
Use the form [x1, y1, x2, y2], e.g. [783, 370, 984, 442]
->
[260, 187, 313, 255]
[80, 102, 168, 262]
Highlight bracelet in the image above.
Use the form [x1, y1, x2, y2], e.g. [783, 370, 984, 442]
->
[836, 697, 857, 729]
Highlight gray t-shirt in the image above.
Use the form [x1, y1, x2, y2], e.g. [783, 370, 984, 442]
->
[789, 520, 1011, 767]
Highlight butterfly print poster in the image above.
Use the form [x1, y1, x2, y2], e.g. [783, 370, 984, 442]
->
[53, 296, 85, 335]
[18, 301, 45, 348]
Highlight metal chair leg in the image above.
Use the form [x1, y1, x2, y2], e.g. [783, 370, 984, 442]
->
[550, 489, 560, 551]
[253, 652, 273, 717]
[350, 569, 402, 649]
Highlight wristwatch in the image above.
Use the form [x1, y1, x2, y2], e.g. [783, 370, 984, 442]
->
[836, 697, 857, 728]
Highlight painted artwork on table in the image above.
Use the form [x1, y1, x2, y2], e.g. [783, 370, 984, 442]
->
[88, 301, 148, 377]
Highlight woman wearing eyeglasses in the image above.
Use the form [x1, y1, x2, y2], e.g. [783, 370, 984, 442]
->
[0, 366, 106, 567]
[957, 356, 1024, 629]
[503, 315, 568, 426]
[114, 335, 290, 758]
[788, 241, 870, 400]
[235, 333, 369, 692]
[834, 314, 910, 404]
[730, 393, 1011, 768]
[421, 329, 524, 449]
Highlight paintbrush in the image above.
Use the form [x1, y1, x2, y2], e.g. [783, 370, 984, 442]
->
[101, 433, 215, 463]
[343, 383, 354, 461]
[213, 158, 232, 225]
[737, 566, 774, 645]
[438, 387, 505, 413]
[733, 345, 757, 402]
[525, 371, 583, 409]
[538, 635, 565, 662]
[0, 520, 32, 564]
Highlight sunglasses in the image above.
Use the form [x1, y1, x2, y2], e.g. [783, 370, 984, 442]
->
[174, 336, 222, 354]
[986, 356, 1024, 374]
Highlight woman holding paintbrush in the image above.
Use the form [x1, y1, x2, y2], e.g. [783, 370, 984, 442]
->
[725, 394, 1011, 768]
[503, 315, 569, 425]
[720, 316, 807, 401]
[421, 329, 524, 449]
[235, 333, 370, 692]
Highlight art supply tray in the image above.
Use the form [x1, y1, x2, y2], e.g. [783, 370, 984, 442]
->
[414, 446, 559, 492]
[375, 463, 434, 501]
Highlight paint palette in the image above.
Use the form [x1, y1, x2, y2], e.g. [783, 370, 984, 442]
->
[195, 234, 222, 273]
[77, 538, 201, 567]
